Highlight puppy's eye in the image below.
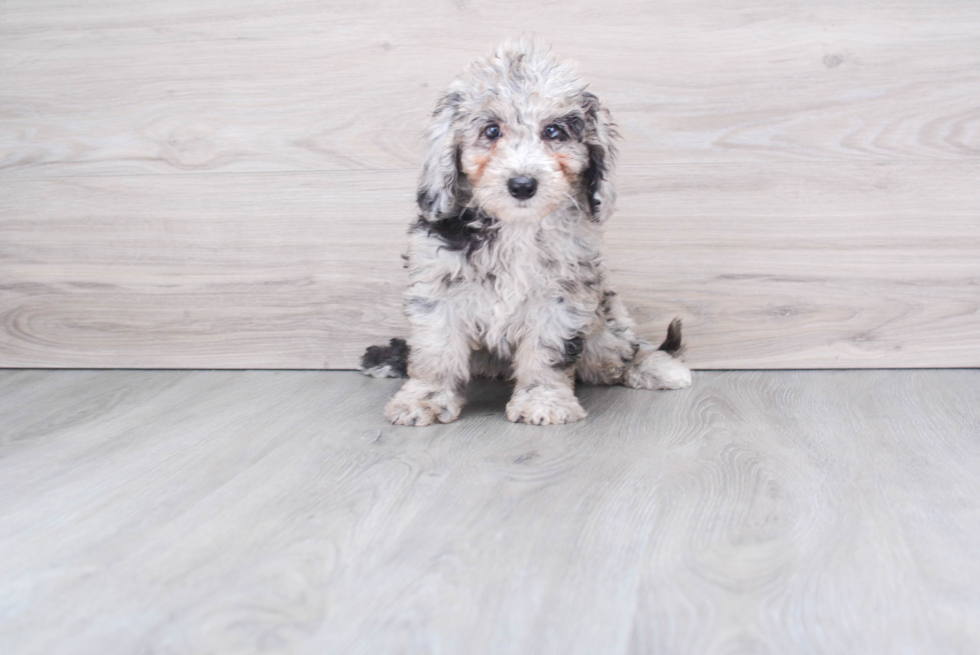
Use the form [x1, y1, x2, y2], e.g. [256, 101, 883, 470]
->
[483, 124, 501, 140]
[542, 124, 565, 141]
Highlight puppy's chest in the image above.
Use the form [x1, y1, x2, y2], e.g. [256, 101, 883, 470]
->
[453, 234, 601, 329]
[465, 231, 582, 300]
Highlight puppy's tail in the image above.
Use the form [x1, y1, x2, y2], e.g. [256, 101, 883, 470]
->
[657, 318, 686, 358]
[360, 338, 411, 378]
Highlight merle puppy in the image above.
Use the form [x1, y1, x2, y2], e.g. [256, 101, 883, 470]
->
[362, 39, 692, 426]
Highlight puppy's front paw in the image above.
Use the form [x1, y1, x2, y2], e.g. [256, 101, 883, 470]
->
[506, 385, 587, 425]
[623, 350, 693, 390]
[385, 381, 463, 426]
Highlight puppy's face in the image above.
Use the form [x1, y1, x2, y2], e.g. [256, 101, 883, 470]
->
[458, 98, 591, 222]
[417, 41, 616, 226]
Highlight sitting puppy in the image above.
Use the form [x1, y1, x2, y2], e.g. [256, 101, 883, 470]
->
[362, 39, 692, 426]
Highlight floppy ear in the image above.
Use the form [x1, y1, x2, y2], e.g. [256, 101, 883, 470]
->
[417, 92, 463, 221]
[581, 92, 618, 223]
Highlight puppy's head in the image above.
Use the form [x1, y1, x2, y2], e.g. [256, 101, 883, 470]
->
[417, 39, 618, 225]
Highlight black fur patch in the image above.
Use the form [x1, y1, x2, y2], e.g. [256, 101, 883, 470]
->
[599, 290, 616, 313]
[412, 208, 498, 259]
[416, 188, 436, 215]
[434, 92, 463, 117]
[558, 278, 580, 294]
[658, 318, 684, 356]
[585, 143, 606, 219]
[581, 92, 600, 122]
[441, 273, 463, 288]
[553, 114, 586, 140]
[361, 338, 410, 377]
[554, 335, 586, 369]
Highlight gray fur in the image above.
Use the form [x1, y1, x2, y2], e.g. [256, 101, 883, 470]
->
[379, 38, 692, 426]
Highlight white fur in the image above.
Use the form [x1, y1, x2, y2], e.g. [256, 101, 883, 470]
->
[383, 39, 692, 426]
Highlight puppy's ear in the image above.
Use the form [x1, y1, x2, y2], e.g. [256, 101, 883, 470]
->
[581, 92, 618, 223]
[417, 92, 463, 222]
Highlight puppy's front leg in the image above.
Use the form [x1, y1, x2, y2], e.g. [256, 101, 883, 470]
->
[506, 336, 587, 426]
[385, 312, 470, 426]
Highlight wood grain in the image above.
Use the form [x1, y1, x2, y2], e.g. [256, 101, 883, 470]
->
[2, 163, 978, 368]
[2, 0, 979, 176]
[1, 369, 978, 653]
[1, 0, 979, 368]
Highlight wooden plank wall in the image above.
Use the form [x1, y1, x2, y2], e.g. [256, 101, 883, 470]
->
[1, 0, 978, 369]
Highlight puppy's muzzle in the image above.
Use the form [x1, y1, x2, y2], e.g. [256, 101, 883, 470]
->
[507, 176, 538, 200]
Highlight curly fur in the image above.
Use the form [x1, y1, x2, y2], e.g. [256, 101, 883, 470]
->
[363, 39, 692, 426]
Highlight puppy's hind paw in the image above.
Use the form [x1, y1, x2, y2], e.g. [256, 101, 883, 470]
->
[623, 350, 692, 390]
[385, 382, 463, 426]
[506, 385, 587, 425]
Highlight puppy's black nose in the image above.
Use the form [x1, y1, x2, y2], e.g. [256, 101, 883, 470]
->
[507, 176, 537, 200]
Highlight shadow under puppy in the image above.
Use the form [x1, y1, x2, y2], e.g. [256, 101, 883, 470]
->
[363, 39, 692, 426]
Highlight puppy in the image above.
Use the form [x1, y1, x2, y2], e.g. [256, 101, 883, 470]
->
[362, 39, 692, 426]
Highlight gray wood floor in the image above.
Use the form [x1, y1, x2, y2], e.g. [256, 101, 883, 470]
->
[1, 369, 978, 654]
